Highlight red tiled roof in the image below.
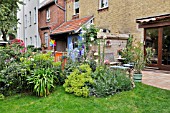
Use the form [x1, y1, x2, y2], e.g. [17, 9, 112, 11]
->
[51, 16, 93, 35]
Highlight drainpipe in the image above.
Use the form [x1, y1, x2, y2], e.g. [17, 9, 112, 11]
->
[54, 0, 66, 22]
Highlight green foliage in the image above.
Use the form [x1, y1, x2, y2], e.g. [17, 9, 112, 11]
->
[0, 46, 62, 97]
[122, 36, 153, 73]
[85, 59, 97, 72]
[27, 68, 55, 97]
[90, 66, 132, 97]
[79, 25, 99, 60]
[0, 0, 23, 41]
[121, 35, 134, 63]
[0, 93, 4, 100]
[0, 62, 28, 95]
[63, 59, 80, 77]
[63, 64, 93, 97]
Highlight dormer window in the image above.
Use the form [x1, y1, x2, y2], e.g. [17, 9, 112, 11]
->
[99, 0, 108, 9]
[46, 8, 50, 22]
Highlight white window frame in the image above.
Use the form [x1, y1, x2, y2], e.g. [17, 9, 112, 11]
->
[25, 38, 28, 46]
[30, 37, 33, 45]
[29, 11, 31, 26]
[35, 35, 37, 47]
[44, 33, 49, 47]
[99, 0, 108, 9]
[34, 7, 37, 24]
[25, 15, 27, 28]
[46, 8, 50, 22]
[74, 0, 79, 15]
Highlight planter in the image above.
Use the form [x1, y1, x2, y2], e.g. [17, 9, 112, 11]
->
[61, 58, 67, 70]
[133, 73, 142, 82]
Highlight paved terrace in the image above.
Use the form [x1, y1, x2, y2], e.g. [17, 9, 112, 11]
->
[142, 68, 170, 90]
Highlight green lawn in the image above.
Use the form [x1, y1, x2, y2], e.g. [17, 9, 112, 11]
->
[0, 83, 170, 113]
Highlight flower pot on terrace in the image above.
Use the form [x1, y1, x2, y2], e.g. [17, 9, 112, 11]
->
[133, 73, 142, 82]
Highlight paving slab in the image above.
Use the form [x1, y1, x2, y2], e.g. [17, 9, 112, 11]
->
[142, 68, 170, 90]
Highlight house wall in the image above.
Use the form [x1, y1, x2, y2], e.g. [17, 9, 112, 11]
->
[66, 0, 170, 41]
[38, 0, 65, 50]
[17, 0, 41, 47]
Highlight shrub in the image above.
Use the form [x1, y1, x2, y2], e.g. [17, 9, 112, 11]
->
[63, 64, 93, 97]
[90, 66, 132, 97]
[0, 62, 28, 95]
[63, 59, 80, 77]
[0, 93, 4, 100]
[27, 68, 55, 97]
[113, 69, 132, 92]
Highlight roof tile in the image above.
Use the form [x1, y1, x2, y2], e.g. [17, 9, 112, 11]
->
[51, 16, 93, 35]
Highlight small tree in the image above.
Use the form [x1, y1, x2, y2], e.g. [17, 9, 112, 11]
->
[0, 0, 23, 41]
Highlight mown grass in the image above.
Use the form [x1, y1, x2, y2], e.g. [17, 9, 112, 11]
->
[0, 83, 170, 113]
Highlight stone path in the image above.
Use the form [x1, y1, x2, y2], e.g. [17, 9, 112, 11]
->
[142, 68, 170, 90]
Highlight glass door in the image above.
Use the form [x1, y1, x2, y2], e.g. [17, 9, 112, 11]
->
[162, 26, 170, 65]
[145, 28, 159, 65]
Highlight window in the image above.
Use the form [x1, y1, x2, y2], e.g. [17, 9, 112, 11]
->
[44, 33, 49, 47]
[29, 11, 31, 26]
[99, 0, 108, 9]
[30, 37, 33, 45]
[46, 8, 50, 22]
[35, 35, 38, 47]
[25, 15, 27, 28]
[74, 0, 79, 15]
[25, 38, 27, 46]
[34, 7, 36, 24]
[72, 36, 78, 49]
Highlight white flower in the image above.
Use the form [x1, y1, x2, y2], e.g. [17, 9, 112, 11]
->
[81, 30, 86, 34]
[30, 58, 34, 61]
[91, 37, 94, 41]
[82, 37, 84, 41]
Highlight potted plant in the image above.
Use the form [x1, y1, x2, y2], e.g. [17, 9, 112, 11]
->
[132, 41, 152, 82]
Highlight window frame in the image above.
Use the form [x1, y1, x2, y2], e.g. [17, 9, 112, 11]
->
[29, 11, 31, 26]
[99, 0, 108, 9]
[44, 33, 49, 47]
[34, 7, 37, 24]
[25, 15, 27, 28]
[46, 8, 50, 22]
[74, 0, 79, 15]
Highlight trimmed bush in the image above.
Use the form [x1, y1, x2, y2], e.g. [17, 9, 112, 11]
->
[63, 64, 93, 97]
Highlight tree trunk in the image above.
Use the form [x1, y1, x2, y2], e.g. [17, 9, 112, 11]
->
[1, 29, 7, 41]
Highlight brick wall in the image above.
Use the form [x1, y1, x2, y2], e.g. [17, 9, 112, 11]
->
[66, 0, 170, 40]
[38, 0, 65, 50]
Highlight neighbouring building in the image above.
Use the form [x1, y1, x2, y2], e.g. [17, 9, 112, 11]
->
[17, 0, 41, 48]
[38, 0, 66, 50]
[65, 0, 170, 70]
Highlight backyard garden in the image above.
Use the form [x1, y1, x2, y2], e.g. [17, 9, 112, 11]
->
[0, 26, 170, 113]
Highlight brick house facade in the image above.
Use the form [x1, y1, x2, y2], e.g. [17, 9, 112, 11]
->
[38, 0, 65, 50]
[66, 0, 170, 39]
[65, 0, 170, 70]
